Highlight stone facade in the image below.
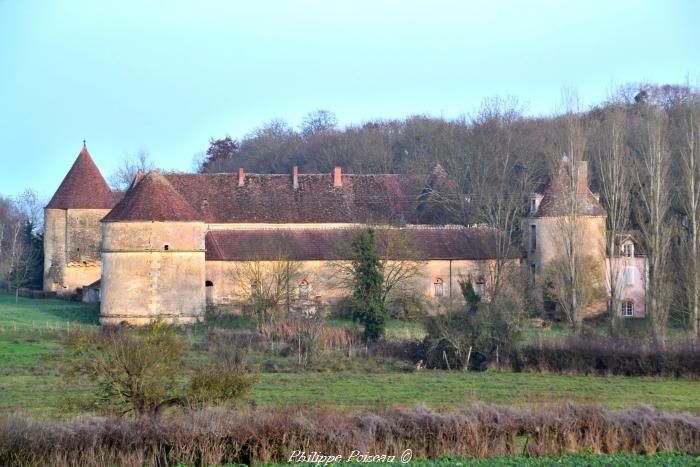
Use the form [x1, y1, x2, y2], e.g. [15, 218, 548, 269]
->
[100, 220, 206, 325]
[44, 148, 642, 324]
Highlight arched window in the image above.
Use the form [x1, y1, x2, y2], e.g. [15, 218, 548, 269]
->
[622, 301, 634, 317]
[299, 279, 309, 299]
[205, 280, 213, 287]
[433, 277, 444, 297]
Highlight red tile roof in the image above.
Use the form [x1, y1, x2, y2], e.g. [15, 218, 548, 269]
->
[534, 159, 606, 217]
[163, 172, 425, 224]
[205, 226, 507, 261]
[46, 147, 117, 209]
[103, 171, 202, 222]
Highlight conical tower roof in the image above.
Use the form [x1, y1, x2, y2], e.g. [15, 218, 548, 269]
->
[102, 171, 201, 222]
[46, 146, 115, 209]
[534, 158, 606, 217]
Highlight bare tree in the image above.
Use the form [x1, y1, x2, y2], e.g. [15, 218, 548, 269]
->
[590, 106, 632, 336]
[630, 105, 674, 347]
[328, 228, 425, 308]
[466, 97, 539, 302]
[547, 91, 594, 333]
[674, 94, 700, 341]
[228, 252, 302, 329]
[109, 150, 155, 190]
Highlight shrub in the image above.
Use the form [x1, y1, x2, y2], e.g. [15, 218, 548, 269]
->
[1, 404, 699, 465]
[387, 294, 428, 322]
[512, 336, 700, 377]
[189, 366, 258, 407]
[62, 322, 257, 416]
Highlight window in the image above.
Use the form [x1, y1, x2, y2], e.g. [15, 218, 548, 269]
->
[622, 242, 634, 258]
[299, 280, 309, 299]
[622, 301, 634, 317]
[433, 278, 444, 297]
[530, 198, 536, 214]
[475, 277, 486, 296]
[623, 266, 634, 285]
[164, 244, 170, 251]
[205, 280, 213, 287]
[250, 282, 259, 297]
[530, 225, 536, 251]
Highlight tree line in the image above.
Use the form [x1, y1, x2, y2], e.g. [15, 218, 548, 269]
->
[195, 83, 700, 345]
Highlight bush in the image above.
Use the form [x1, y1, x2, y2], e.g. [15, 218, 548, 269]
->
[387, 294, 428, 322]
[1, 404, 699, 465]
[189, 366, 258, 407]
[512, 336, 700, 377]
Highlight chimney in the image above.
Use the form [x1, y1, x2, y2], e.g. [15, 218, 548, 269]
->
[238, 168, 244, 187]
[333, 166, 342, 188]
[293, 166, 299, 190]
[574, 161, 588, 194]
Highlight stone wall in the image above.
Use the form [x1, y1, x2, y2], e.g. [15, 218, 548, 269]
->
[43, 208, 109, 294]
[100, 221, 206, 325]
[204, 258, 505, 314]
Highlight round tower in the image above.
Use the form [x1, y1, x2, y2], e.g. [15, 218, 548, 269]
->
[44, 146, 117, 295]
[100, 172, 206, 325]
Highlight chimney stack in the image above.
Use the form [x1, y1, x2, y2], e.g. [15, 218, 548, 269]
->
[293, 166, 299, 190]
[238, 168, 245, 187]
[333, 166, 342, 188]
[574, 161, 588, 194]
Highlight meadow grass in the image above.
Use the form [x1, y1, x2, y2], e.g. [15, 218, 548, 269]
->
[2, 294, 700, 419]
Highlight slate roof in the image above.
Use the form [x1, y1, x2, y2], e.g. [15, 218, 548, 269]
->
[534, 159, 606, 217]
[163, 172, 425, 224]
[103, 171, 202, 222]
[46, 147, 117, 209]
[205, 227, 507, 261]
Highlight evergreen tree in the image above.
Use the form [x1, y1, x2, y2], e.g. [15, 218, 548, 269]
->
[350, 229, 386, 341]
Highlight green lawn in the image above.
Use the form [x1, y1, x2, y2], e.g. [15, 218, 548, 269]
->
[2, 295, 700, 419]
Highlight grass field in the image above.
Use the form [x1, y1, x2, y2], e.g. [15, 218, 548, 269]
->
[2, 294, 700, 419]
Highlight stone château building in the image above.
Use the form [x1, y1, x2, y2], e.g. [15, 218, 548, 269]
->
[44, 147, 645, 324]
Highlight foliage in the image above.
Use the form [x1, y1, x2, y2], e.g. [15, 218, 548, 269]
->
[62, 321, 255, 416]
[513, 336, 700, 377]
[387, 294, 428, 322]
[188, 365, 257, 407]
[349, 229, 386, 341]
[424, 279, 522, 370]
[62, 321, 189, 415]
[196, 134, 240, 172]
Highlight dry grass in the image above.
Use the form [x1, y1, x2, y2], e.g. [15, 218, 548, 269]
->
[1, 403, 699, 466]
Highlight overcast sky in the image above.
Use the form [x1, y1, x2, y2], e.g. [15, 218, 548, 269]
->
[0, 0, 698, 199]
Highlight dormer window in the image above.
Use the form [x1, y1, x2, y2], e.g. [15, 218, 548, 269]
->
[622, 242, 634, 258]
[433, 278, 444, 297]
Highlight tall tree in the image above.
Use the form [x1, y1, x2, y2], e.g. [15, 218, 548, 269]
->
[674, 94, 700, 341]
[350, 229, 386, 341]
[630, 104, 674, 347]
[590, 105, 632, 336]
